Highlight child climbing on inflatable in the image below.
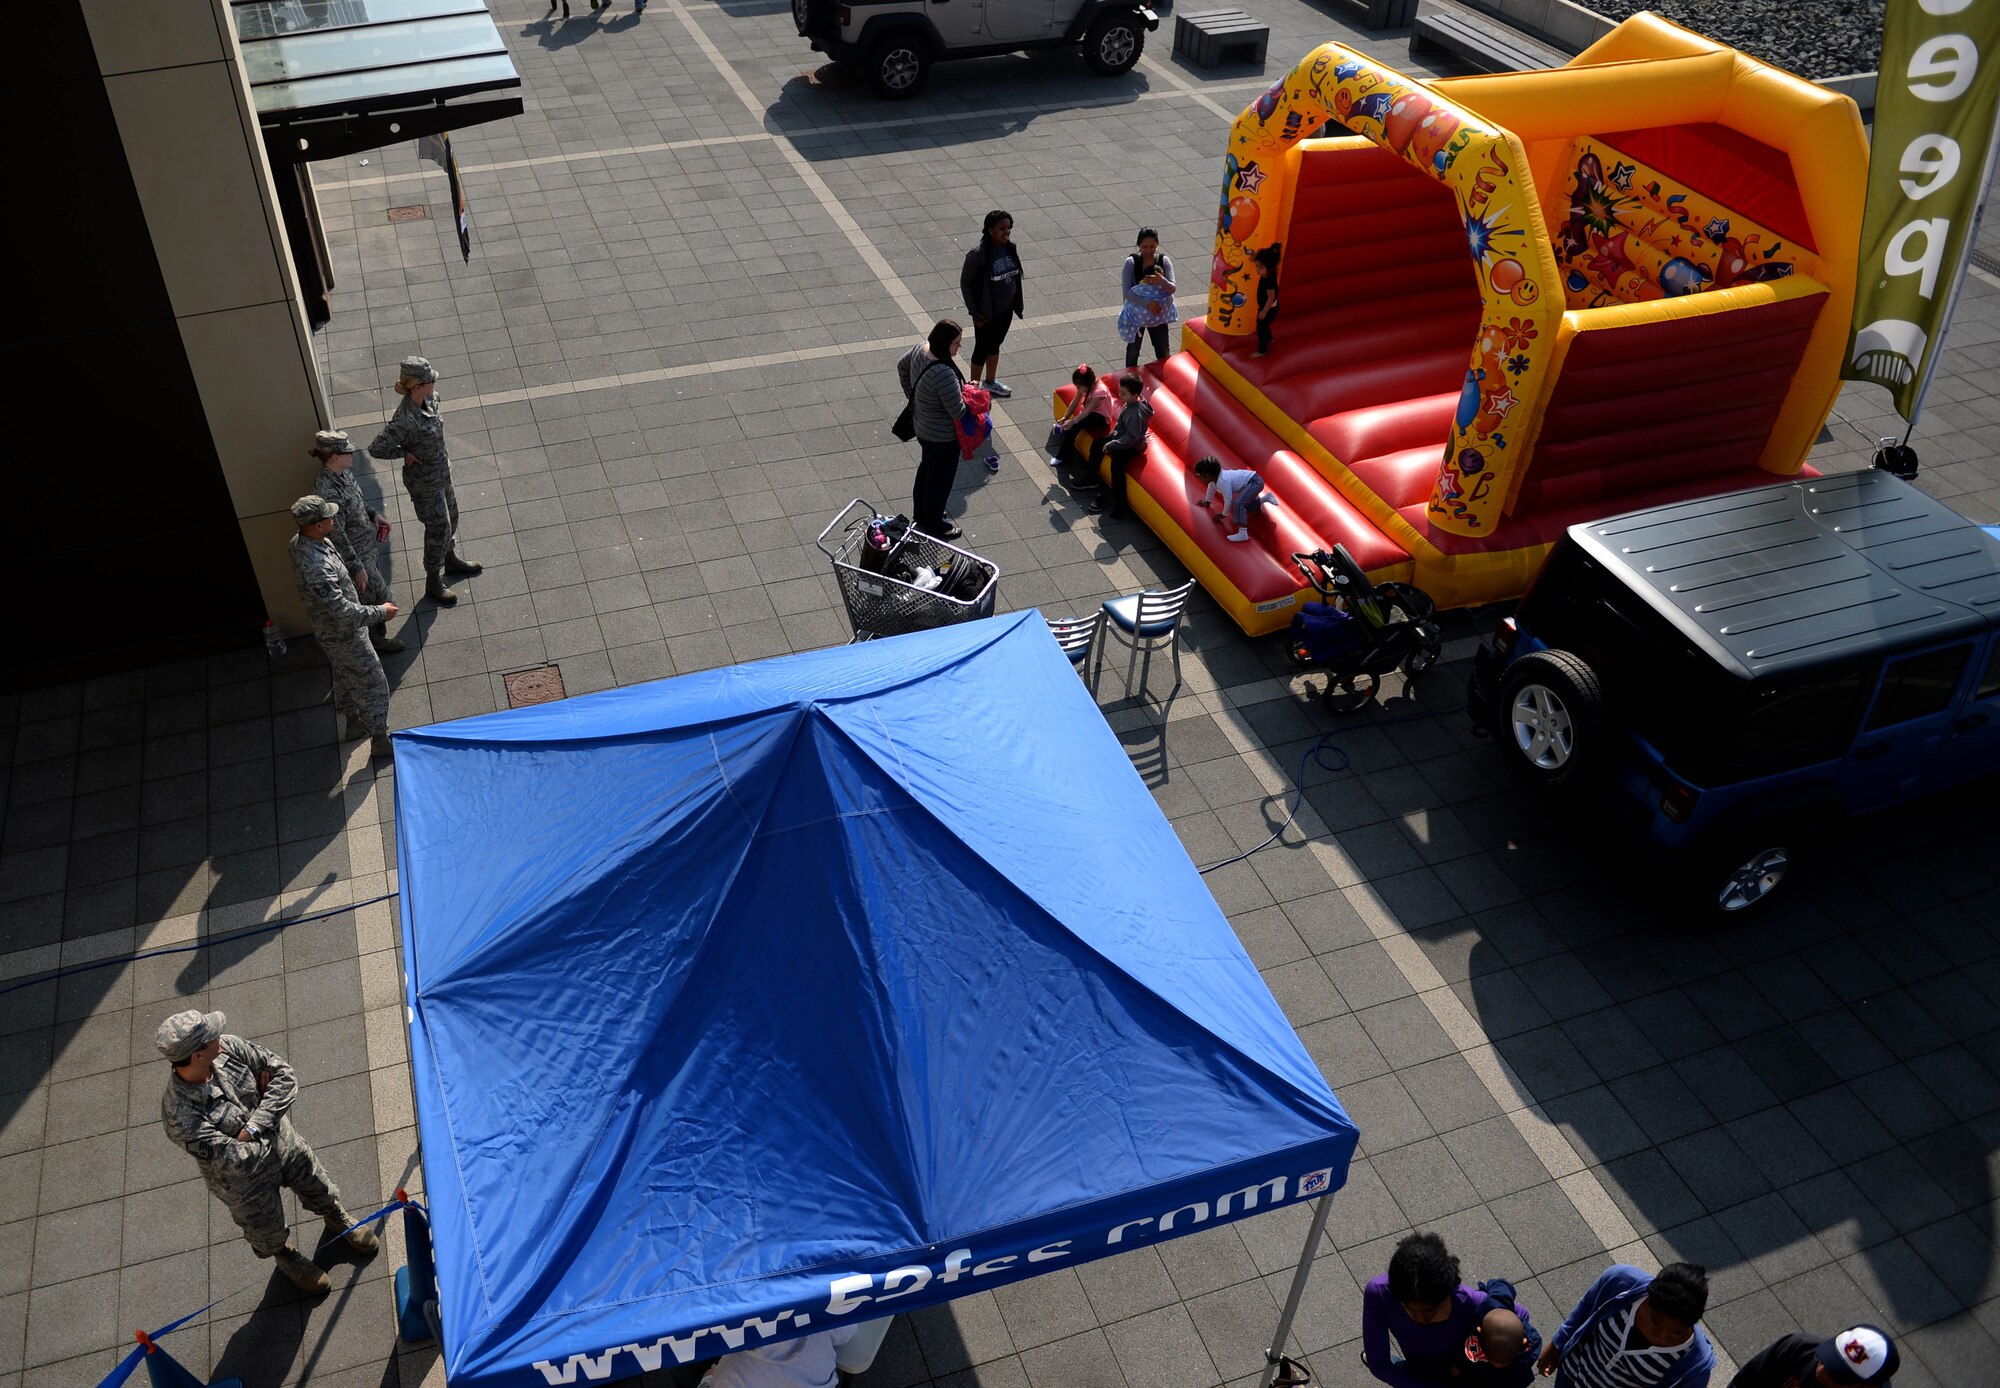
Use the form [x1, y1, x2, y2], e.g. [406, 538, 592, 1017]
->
[955, 381, 1001, 474]
[1048, 363, 1118, 490]
[1252, 245, 1281, 358]
[1193, 456, 1277, 541]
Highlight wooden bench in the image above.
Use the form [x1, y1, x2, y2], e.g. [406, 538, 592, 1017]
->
[1410, 0, 1567, 71]
[1173, 8, 1271, 67]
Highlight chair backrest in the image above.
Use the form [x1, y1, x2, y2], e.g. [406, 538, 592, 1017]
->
[1137, 579, 1198, 628]
[1045, 614, 1097, 659]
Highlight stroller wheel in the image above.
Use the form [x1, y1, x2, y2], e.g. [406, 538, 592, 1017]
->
[1401, 623, 1443, 678]
[1322, 671, 1378, 714]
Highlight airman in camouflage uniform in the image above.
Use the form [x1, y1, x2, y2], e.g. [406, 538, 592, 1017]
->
[289, 495, 397, 757]
[311, 429, 404, 654]
[157, 1009, 379, 1295]
[366, 355, 482, 606]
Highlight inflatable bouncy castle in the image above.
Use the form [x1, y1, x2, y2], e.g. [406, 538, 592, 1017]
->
[1061, 14, 1870, 633]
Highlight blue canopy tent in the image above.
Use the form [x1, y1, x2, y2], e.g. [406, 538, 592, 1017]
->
[394, 613, 1358, 1388]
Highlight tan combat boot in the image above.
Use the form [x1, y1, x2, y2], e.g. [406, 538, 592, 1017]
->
[326, 1212, 381, 1256]
[274, 1245, 330, 1294]
[426, 571, 458, 605]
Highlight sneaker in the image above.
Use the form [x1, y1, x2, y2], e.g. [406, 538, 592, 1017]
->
[1048, 456, 1063, 468]
[984, 454, 1001, 474]
[1087, 498, 1107, 514]
[986, 380, 1013, 398]
[1228, 529, 1251, 542]
[931, 521, 963, 541]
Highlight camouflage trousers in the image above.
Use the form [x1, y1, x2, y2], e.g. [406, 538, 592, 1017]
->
[211, 1128, 347, 1257]
[350, 534, 394, 610]
[317, 626, 390, 736]
[404, 459, 461, 574]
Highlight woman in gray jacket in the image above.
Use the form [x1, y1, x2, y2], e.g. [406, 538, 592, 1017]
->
[897, 320, 968, 540]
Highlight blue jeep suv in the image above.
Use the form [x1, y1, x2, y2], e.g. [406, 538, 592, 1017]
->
[1467, 472, 2000, 913]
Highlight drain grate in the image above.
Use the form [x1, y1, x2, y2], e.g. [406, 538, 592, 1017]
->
[1972, 247, 2000, 277]
[503, 665, 567, 708]
[386, 204, 430, 223]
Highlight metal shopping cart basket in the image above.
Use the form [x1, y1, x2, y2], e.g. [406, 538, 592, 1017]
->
[816, 499, 1001, 640]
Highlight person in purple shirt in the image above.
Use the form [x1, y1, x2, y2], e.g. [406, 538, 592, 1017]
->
[1363, 1233, 1494, 1386]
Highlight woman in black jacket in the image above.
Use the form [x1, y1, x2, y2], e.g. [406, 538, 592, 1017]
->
[959, 210, 1025, 399]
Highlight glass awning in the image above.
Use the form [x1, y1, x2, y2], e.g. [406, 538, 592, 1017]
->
[232, 0, 520, 122]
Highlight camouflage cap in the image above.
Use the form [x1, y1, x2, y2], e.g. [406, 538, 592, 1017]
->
[397, 355, 437, 383]
[291, 495, 339, 524]
[314, 429, 352, 454]
[156, 1009, 227, 1062]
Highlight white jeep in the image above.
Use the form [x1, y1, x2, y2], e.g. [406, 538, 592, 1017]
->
[794, 0, 1159, 98]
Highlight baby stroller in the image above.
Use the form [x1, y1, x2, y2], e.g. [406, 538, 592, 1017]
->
[1287, 546, 1444, 712]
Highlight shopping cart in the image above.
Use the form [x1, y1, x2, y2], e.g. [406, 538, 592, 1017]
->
[816, 500, 1001, 641]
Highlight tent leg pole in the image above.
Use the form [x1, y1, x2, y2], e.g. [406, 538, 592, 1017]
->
[1258, 1194, 1333, 1388]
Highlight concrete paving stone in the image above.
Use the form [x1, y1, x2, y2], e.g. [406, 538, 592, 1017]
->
[1279, 891, 1373, 957]
[1357, 996, 1458, 1071]
[1321, 941, 1416, 1013]
[1661, 1128, 1773, 1214]
[1399, 1054, 1502, 1136]
[1855, 990, 1959, 1064]
[1903, 1126, 1995, 1214]
[1185, 1278, 1282, 1383]
[1375, 1137, 1482, 1225]
[1899, 1308, 2000, 1387]
[993, 1268, 1101, 1354]
[1561, 1009, 1665, 1085]
[1017, 1327, 1127, 1388]
[1340, 1074, 1433, 1157]
[1259, 958, 1344, 1030]
[910, 1292, 1016, 1374]
[1157, 1222, 1261, 1303]
[1603, 1067, 1715, 1147]
[1512, 955, 1613, 1024]
[23, 1268, 119, 1369]
[0, 1220, 29, 1299]
[1838, 1239, 1965, 1336]
[1449, 971, 1553, 1042]
[1104, 1302, 1220, 1388]
[1904, 1213, 2000, 1305]
[35, 1132, 124, 1216]
[1673, 1045, 1782, 1124]
[1787, 1010, 1899, 1084]
[1492, 1025, 1600, 1103]
[1713, 1191, 1839, 1287]
[1699, 1285, 1803, 1370]
[1074, 1245, 1180, 1326]
[1646, 1216, 1761, 1307]
[1851, 1065, 1960, 1141]
[1724, 1109, 1837, 1191]
[1908, 1047, 2000, 1123]
[31, 1199, 125, 1286]
[1487, 1181, 1605, 1278]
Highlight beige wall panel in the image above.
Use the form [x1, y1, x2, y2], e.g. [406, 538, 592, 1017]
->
[240, 511, 309, 636]
[80, 0, 227, 75]
[104, 64, 289, 318]
[182, 301, 325, 519]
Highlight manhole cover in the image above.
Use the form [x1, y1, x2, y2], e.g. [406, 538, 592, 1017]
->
[503, 665, 566, 708]
[386, 204, 430, 223]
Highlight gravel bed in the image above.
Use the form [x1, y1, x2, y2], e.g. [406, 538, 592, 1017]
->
[1583, 0, 1883, 80]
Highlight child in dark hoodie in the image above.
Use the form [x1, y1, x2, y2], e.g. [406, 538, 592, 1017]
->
[1087, 372, 1152, 519]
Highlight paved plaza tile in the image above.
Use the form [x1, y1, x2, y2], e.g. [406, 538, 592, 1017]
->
[4, 2, 2000, 1383]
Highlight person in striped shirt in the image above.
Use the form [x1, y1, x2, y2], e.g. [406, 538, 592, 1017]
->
[1537, 1262, 1714, 1388]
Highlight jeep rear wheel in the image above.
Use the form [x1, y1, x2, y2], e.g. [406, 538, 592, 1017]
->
[1497, 649, 1602, 785]
[869, 36, 930, 98]
[1083, 12, 1145, 75]
[791, 0, 810, 34]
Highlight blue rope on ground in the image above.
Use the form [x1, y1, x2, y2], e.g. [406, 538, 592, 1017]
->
[92, 1196, 412, 1388]
[0, 892, 400, 999]
[1198, 705, 1466, 875]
